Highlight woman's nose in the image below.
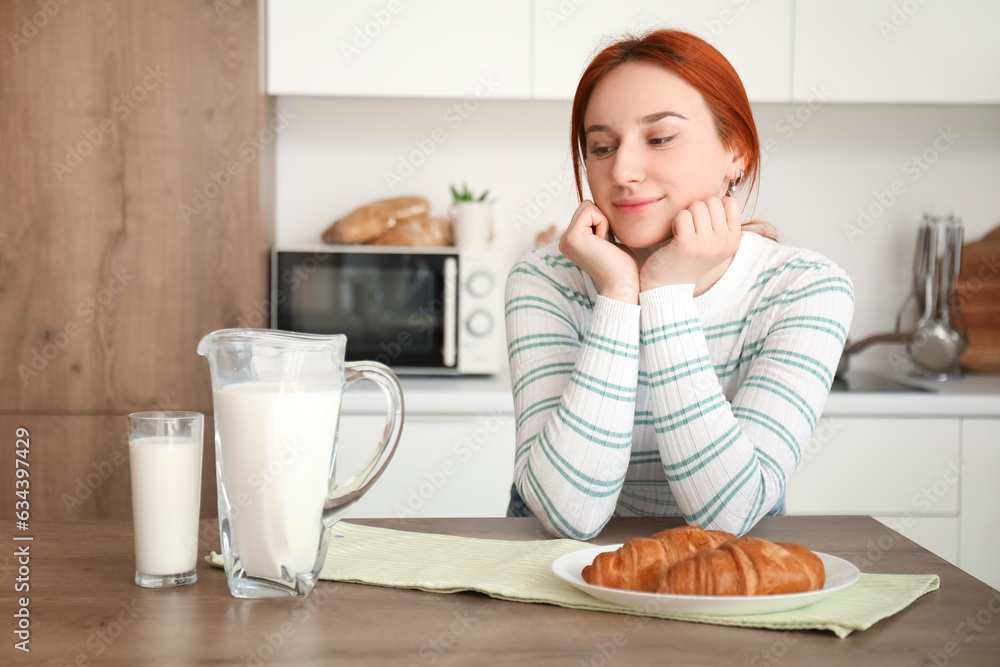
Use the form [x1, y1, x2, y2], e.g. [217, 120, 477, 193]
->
[610, 141, 644, 185]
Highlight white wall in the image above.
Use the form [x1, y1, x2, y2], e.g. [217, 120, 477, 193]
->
[274, 96, 1000, 372]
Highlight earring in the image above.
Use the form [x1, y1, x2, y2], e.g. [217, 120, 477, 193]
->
[728, 169, 745, 196]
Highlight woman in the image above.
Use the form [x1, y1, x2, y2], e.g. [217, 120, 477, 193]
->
[505, 29, 854, 540]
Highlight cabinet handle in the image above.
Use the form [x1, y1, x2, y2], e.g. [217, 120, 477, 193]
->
[442, 257, 457, 367]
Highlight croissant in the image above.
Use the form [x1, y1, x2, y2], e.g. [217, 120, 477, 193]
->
[657, 536, 825, 596]
[581, 526, 735, 592]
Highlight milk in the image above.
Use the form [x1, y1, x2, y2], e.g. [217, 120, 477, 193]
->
[213, 381, 341, 581]
[129, 436, 203, 575]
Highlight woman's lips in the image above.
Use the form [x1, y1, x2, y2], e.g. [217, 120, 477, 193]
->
[613, 197, 661, 215]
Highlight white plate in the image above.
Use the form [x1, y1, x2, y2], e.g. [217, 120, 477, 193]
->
[551, 544, 861, 616]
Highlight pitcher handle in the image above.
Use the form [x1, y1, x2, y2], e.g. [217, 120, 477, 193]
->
[323, 361, 404, 520]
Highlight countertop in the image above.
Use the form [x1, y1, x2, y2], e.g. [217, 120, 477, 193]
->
[343, 372, 517, 416]
[7, 517, 999, 666]
[343, 370, 1000, 418]
[824, 372, 1000, 417]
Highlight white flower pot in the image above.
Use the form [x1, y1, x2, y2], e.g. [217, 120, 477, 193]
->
[451, 201, 493, 251]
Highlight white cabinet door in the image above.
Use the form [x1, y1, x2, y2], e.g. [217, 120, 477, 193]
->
[335, 413, 515, 519]
[533, 0, 793, 101]
[793, 0, 1000, 103]
[267, 0, 531, 98]
[785, 417, 962, 515]
[959, 419, 1000, 591]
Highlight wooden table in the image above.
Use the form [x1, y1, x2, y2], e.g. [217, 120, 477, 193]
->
[2, 516, 999, 666]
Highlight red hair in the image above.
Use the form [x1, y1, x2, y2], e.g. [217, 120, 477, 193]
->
[571, 29, 762, 217]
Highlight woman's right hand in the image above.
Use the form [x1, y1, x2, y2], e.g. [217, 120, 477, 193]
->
[559, 200, 640, 304]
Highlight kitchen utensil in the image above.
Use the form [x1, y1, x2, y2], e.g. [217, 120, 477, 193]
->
[837, 211, 967, 379]
[836, 333, 908, 378]
[197, 329, 403, 598]
[896, 221, 931, 332]
[905, 213, 967, 377]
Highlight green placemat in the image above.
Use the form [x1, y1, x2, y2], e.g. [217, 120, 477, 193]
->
[208, 522, 939, 638]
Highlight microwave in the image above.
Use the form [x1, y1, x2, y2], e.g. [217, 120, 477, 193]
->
[271, 246, 505, 375]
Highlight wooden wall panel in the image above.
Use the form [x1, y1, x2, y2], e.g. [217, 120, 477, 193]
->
[0, 415, 218, 521]
[0, 0, 272, 518]
[1, 0, 271, 414]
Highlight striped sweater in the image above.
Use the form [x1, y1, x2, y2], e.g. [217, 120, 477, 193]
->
[504, 231, 855, 540]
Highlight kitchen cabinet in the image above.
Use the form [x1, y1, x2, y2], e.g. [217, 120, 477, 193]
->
[793, 0, 1000, 103]
[960, 419, 1000, 590]
[266, 0, 791, 101]
[532, 0, 793, 102]
[266, 0, 531, 98]
[785, 417, 961, 566]
[0, 0, 271, 520]
[336, 413, 516, 519]
[785, 418, 961, 516]
[267, 1, 999, 104]
[786, 416, 1000, 591]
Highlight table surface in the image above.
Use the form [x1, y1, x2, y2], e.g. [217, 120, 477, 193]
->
[2, 516, 999, 666]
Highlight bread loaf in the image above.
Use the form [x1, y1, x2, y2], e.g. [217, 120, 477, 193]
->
[657, 537, 825, 596]
[322, 196, 430, 244]
[371, 216, 453, 247]
[581, 526, 735, 592]
[534, 224, 558, 248]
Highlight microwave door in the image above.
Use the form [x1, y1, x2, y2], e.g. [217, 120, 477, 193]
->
[275, 250, 452, 371]
[275, 247, 504, 376]
[350, 256, 449, 369]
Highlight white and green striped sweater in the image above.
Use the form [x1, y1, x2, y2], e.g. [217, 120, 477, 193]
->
[504, 231, 855, 540]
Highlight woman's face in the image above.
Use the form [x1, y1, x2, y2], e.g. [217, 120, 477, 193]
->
[583, 61, 745, 250]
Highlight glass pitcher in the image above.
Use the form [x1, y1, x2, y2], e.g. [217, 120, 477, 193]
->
[197, 329, 403, 598]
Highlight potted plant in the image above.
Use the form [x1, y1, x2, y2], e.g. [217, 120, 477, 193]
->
[449, 183, 493, 251]
[450, 183, 490, 203]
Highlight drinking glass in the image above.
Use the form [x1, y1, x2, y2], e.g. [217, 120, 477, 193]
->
[127, 411, 204, 588]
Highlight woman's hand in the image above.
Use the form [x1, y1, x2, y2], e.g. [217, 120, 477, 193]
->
[639, 196, 742, 296]
[559, 200, 640, 303]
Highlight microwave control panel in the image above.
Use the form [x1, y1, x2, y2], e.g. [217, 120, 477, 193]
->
[457, 252, 504, 375]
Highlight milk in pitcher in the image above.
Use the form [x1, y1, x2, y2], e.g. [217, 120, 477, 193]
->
[213, 381, 341, 581]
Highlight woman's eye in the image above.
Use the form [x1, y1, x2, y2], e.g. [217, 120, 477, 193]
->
[589, 145, 616, 156]
[650, 135, 676, 146]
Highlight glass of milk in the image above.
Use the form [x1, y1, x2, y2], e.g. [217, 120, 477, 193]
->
[127, 411, 204, 588]
[198, 329, 404, 599]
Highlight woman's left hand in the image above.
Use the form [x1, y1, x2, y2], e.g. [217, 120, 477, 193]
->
[639, 196, 742, 296]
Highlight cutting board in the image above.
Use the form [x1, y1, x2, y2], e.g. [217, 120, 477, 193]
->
[955, 224, 1000, 373]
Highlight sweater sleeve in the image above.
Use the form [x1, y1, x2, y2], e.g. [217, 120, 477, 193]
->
[639, 264, 854, 536]
[504, 256, 641, 539]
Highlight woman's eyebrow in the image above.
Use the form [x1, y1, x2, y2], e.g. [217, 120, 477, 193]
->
[584, 123, 611, 135]
[585, 111, 687, 135]
[638, 110, 687, 124]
